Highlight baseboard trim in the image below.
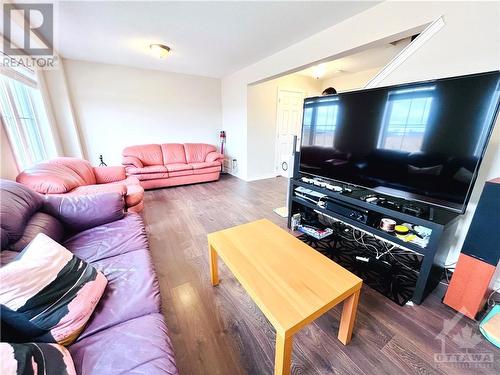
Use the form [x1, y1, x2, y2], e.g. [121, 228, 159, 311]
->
[245, 173, 280, 182]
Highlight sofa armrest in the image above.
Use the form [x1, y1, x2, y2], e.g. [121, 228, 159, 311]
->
[16, 163, 81, 194]
[93, 166, 126, 184]
[205, 151, 224, 163]
[42, 192, 125, 232]
[122, 156, 144, 168]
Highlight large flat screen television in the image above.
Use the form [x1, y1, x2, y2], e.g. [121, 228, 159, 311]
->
[299, 71, 500, 213]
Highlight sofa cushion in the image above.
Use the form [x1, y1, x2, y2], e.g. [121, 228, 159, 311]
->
[193, 166, 221, 175]
[75, 249, 161, 340]
[190, 161, 221, 170]
[69, 313, 178, 375]
[165, 163, 192, 172]
[184, 143, 216, 163]
[92, 166, 126, 184]
[169, 169, 194, 177]
[122, 144, 164, 166]
[63, 214, 148, 263]
[0, 234, 107, 346]
[1, 342, 77, 375]
[68, 182, 126, 196]
[126, 165, 168, 175]
[0, 180, 44, 248]
[9, 212, 64, 252]
[16, 163, 84, 194]
[47, 158, 96, 185]
[161, 143, 187, 164]
[43, 193, 125, 232]
[135, 172, 170, 181]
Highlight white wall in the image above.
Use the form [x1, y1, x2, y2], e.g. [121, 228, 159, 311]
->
[247, 74, 321, 180]
[41, 60, 84, 159]
[321, 67, 381, 92]
[63, 59, 222, 165]
[221, 1, 500, 269]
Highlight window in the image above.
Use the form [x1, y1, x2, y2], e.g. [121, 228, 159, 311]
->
[302, 106, 313, 143]
[314, 104, 339, 146]
[0, 74, 54, 170]
[378, 86, 435, 152]
[303, 97, 339, 146]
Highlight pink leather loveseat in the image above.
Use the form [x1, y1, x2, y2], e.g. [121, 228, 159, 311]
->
[16, 157, 145, 212]
[122, 143, 224, 190]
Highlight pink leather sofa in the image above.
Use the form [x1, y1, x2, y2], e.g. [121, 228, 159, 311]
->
[16, 157, 144, 212]
[122, 143, 224, 190]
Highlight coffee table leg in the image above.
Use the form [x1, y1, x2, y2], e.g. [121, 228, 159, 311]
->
[209, 243, 219, 286]
[338, 289, 360, 345]
[274, 332, 292, 375]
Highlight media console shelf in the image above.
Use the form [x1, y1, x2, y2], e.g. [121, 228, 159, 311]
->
[287, 176, 460, 304]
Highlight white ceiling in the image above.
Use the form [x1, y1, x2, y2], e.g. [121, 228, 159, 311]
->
[48, 1, 379, 78]
[296, 39, 411, 81]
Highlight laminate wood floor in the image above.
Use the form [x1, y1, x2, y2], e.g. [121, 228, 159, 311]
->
[142, 175, 499, 375]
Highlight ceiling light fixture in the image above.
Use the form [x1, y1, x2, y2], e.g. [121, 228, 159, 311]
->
[150, 44, 171, 59]
[312, 64, 326, 80]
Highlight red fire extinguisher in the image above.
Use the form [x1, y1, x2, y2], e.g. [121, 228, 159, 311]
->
[219, 130, 226, 154]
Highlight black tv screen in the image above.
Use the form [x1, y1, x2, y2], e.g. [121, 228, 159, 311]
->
[299, 71, 500, 213]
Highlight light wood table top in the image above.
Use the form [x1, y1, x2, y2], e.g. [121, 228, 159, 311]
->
[208, 219, 363, 374]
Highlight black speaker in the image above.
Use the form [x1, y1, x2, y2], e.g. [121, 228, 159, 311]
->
[461, 179, 500, 266]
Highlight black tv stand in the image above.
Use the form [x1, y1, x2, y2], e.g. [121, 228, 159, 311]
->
[287, 174, 460, 304]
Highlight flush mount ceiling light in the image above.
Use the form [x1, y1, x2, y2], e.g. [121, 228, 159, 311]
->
[312, 64, 326, 80]
[150, 44, 171, 59]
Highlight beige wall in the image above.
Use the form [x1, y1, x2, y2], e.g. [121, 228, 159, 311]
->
[62, 59, 222, 165]
[1, 124, 19, 180]
[321, 67, 381, 92]
[247, 74, 321, 180]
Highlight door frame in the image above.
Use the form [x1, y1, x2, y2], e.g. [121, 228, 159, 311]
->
[274, 87, 305, 176]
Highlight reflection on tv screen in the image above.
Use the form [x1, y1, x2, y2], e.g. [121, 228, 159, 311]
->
[299, 71, 500, 213]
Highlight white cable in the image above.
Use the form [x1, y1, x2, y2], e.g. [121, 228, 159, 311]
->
[376, 244, 396, 260]
[388, 252, 418, 273]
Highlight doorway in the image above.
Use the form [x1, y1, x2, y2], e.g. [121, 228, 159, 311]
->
[275, 88, 304, 177]
[246, 36, 413, 181]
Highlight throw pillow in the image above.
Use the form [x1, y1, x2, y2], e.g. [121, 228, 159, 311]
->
[0, 342, 76, 375]
[0, 233, 107, 345]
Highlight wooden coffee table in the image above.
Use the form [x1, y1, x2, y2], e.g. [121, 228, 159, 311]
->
[208, 219, 363, 375]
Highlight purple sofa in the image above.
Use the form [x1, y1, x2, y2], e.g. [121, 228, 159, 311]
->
[0, 180, 178, 374]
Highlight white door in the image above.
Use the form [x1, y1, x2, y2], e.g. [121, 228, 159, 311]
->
[275, 89, 305, 177]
